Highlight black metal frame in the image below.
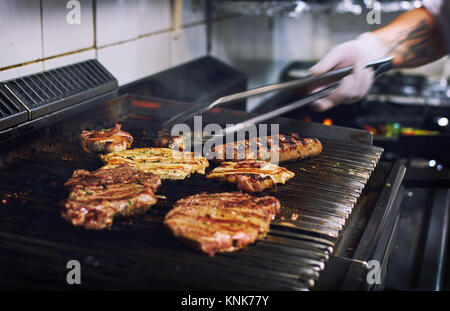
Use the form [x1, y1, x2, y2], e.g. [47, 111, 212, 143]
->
[0, 60, 117, 143]
[341, 163, 406, 290]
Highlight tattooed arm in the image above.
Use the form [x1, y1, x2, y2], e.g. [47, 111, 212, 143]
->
[309, 6, 447, 111]
[373, 7, 446, 68]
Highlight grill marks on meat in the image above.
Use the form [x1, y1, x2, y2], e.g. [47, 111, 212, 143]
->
[213, 133, 322, 163]
[62, 165, 161, 230]
[80, 123, 133, 153]
[63, 184, 157, 229]
[207, 160, 295, 193]
[164, 192, 280, 256]
[100, 148, 209, 180]
[64, 164, 161, 192]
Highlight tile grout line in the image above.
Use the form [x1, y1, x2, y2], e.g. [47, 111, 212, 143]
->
[93, 0, 98, 59]
[0, 47, 96, 72]
[40, 0, 45, 71]
[1, 9, 237, 73]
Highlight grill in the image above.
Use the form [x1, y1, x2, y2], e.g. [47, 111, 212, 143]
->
[274, 140, 382, 237]
[0, 61, 404, 290]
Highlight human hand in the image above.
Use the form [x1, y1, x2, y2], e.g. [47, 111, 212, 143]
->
[309, 32, 389, 111]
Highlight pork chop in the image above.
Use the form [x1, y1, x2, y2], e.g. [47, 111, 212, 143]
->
[164, 192, 280, 256]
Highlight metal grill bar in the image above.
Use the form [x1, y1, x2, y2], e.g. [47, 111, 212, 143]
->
[53, 68, 77, 93]
[34, 74, 58, 99]
[0, 59, 117, 129]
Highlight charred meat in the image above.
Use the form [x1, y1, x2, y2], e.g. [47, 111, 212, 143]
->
[64, 164, 161, 192]
[99, 148, 209, 180]
[62, 165, 161, 230]
[207, 160, 295, 193]
[80, 123, 133, 153]
[164, 192, 280, 256]
[213, 133, 322, 163]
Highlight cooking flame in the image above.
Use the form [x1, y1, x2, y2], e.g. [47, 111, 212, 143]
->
[323, 118, 332, 126]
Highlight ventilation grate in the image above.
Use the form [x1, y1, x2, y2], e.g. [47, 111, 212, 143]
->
[2, 59, 117, 120]
[0, 84, 28, 131]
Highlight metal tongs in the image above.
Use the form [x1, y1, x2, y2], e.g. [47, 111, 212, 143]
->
[162, 56, 393, 135]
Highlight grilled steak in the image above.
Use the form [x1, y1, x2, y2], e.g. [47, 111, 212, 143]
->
[164, 192, 280, 256]
[80, 123, 133, 153]
[64, 164, 161, 192]
[100, 148, 209, 180]
[207, 160, 295, 193]
[213, 133, 322, 163]
[62, 165, 161, 230]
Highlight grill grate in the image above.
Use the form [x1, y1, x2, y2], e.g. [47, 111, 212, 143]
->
[273, 139, 383, 239]
[0, 96, 384, 290]
[0, 136, 382, 290]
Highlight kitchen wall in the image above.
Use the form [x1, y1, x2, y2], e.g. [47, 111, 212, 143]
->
[209, 12, 394, 110]
[0, 0, 208, 86]
[210, 10, 449, 110]
[210, 11, 399, 81]
[2, 1, 447, 95]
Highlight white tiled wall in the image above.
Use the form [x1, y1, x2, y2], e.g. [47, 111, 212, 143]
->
[98, 32, 171, 86]
[96, 0, 171, 47]
[42, 0, 94, 57]
[2, 1, 446, 89]
[0, 62, 44, 83]
[0, 1, 42, 69]
[0, 0, 208, 85]
[172, 24, 207, 67]
[43, 49, 96, 70]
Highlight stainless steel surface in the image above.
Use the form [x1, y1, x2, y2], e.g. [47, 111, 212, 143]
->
[416, 189, 450, 290]
[341, 163, 406, 290]
[386, 188, 450, 290]
[212, 0, 424, 17]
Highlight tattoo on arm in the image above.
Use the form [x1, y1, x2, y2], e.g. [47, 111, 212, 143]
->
[387, 19, 446, 67]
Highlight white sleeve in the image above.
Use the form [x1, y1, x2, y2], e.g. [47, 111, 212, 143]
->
[422, 0, 443, 15]
[422, 0, 450, 54]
